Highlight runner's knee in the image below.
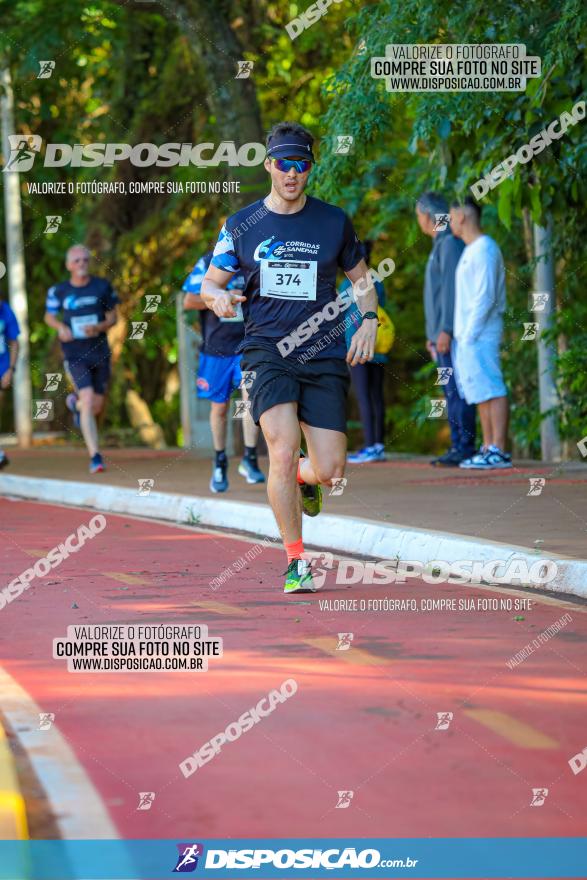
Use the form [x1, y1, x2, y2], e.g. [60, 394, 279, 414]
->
[313, 459, 345, 484]
[268, 441, 298, 474]
[78, 390, 93, 411]
[211, 401, 228, 417]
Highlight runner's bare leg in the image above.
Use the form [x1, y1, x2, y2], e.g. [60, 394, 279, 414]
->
[210, 401, 228, 450]
[299, 423, 347, 487]
[78, 387, 99, 457]
[260, 402, 301, 543]
[241, 386, 259, 448]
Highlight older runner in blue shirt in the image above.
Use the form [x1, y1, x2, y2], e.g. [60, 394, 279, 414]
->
[45, 244, 118, 474]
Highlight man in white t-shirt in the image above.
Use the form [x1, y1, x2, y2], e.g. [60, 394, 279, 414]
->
[449, 197, 511, 470]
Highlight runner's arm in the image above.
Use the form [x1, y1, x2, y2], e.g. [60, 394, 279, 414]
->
[344, 260, 379, 366]
[44, 310, 73, 342]
[345, 260, 379, 315]
[201, 265, 246, 319]
[1, 339, 19, 389]
[83, 307, 118, 337]
[8, 337, 18, 368]
[97, 307, 117, 333]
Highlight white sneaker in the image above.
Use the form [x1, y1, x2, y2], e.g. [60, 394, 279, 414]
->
[484, 446, 513, 469]
[460, 446, 512, 470]
[459, 447, 487, 469]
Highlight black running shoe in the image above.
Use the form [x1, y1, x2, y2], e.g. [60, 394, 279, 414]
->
[430, 448, 464, 467]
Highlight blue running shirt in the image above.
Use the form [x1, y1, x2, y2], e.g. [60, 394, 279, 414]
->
[182, 252, 246, 357]
[0, 301, 20, 376]
[45, 277, 118, 357]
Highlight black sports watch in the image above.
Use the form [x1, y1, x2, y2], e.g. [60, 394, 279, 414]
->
[361, 311, 379, 323]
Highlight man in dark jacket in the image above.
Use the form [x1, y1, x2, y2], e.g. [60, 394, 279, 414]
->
[416, 192, 476, 466]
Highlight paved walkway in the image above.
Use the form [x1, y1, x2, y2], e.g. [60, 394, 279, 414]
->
[5, 446, 587, 559]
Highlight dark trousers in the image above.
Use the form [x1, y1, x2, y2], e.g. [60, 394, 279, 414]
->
[350, 362, 385, 447]
[437, 349, 476, 455]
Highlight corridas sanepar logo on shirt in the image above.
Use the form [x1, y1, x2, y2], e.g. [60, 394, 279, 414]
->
[253, 236, 320, 261]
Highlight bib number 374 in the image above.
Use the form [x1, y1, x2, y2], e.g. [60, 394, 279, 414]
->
[260, 260, 317, 301]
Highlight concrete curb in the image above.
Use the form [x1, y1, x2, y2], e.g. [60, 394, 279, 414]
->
[0, 718, 28, 840]
[1, 473, 586, 598]
[0, 666, 117, 842]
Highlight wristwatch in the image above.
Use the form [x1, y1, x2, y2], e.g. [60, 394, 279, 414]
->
[361, 311, 379, 324]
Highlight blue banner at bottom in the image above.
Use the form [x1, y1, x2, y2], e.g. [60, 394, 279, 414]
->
[0, 838, 585, 879]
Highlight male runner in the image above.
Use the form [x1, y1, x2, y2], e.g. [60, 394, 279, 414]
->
[201, 121, 378, 593]
[0, 296, 20, 469]
[183, 251, 265, 492]
[45, 245, 118, 473]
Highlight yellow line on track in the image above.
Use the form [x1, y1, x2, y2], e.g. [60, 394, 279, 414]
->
[464, 708, 558, 749]
[303, 637, 390, 665]
[104, 571, 152, 586]
[191, 601, 249, 616]
[0, 720, 28, 840]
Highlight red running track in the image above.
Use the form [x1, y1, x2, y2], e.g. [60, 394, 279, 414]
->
[0, 497, 586, 847]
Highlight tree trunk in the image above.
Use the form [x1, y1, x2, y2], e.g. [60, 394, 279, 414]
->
[521, 207, 534, 264]
[181, 0, 267, 203]
[111, 0, 267, 207]
[125, 388, 166, 449]
[1, 66, 32, 447]
[533, 218, 562, 462]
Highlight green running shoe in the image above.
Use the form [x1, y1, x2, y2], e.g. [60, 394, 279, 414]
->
[299, 481, 322, 517]
[298, 449, 322, 517]
[283, 558, 318, 594]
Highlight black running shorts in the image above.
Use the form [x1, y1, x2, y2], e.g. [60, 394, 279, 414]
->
[65, 349, 111, 394]
[240, 347, 350, 433]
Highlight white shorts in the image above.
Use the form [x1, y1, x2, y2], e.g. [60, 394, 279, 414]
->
[453, 337, 507, 405]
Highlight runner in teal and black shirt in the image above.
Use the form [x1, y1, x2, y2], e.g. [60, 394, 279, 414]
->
[45, 244, 118, 474]
[201, 121, 379, 594]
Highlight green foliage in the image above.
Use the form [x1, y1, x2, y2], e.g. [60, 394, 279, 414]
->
[313, 0, 587, 454]
[0, 0, 585, 455]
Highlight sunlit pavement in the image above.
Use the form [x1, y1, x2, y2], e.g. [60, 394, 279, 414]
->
[5, 445, 587, 557]
[1, 497, 586, 841]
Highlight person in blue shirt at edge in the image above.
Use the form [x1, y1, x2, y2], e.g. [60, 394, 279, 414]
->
[44, 245, 119, 474]
[342, 239, 389, 464]
[200, 121, 378, 595]
[182, 252, 265, 493]
[0, 296, 20, 469]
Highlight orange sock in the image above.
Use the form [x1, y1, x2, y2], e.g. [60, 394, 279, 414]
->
[296, 460, 305, 485]
[285, 538, 304, 563]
